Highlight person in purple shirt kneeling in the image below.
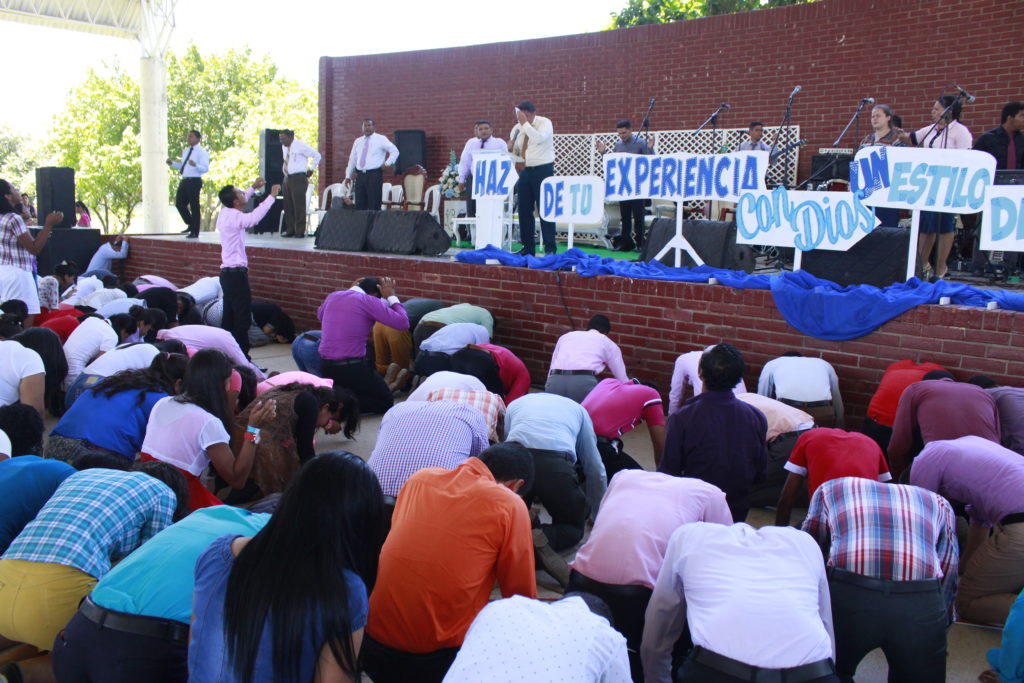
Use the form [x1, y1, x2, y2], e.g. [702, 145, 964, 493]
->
[318, 277, 409, 414]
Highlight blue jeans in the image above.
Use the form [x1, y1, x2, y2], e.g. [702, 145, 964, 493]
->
[65, 373, 105, 411]
[292, 331, 322, 375]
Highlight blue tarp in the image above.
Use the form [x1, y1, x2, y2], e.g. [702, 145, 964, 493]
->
[455, 245, 1024, 341]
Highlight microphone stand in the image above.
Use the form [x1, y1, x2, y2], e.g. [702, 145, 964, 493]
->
[693, 104, 728, 135]
[794, 99, 869, 191]
[917, 87, 964, 149]
[769, 90, 798, 189]
[638, 98, 656, 148]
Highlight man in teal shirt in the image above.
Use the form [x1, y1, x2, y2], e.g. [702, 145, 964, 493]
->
[51, 506, 270, 683]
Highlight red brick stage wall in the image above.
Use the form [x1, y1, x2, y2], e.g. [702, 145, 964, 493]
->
[317, 0, 1019, 189]
[123, 237, 1024, 428]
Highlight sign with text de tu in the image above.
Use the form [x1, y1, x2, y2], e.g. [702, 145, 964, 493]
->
[472, 151, 518, 200]
[540, 176, 605, 224]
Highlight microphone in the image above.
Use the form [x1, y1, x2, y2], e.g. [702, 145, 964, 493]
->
[789, 85, 802, 99]
[720, 103, 731, 111]
[861, 97, 875, 104]
[650, 97, 656, 104]
[954, 85, 977, 104]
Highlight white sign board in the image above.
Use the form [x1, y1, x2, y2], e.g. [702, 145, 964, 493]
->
[981, 185, 1024, 250]
[604, 151, 769, 202]
[735, 187, 880, 251]
[540, 176, 605, 224]
[471, 153, 518, 200]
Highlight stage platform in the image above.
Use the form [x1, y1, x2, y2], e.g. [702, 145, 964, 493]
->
[117, 232, 1024, 428]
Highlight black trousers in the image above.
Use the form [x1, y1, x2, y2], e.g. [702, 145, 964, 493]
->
[219, 267, 252, 356]
[517, 163, 556, 254]
[320, 358, 393, 415]
[360, 633, 458, 683]
[413, 350, 453, 377]
[619, 199, 646, 248]
[51, 610, 188, 683]
[282, 173, 308, 236]
[527, 448, 587, 551]
[677, 654, 839, 682]
[860, 415, 894, 455]
[354, 168, 384, 211]
[175, 177, 202, 236]
[595, 436, 643, 482]
[749, 430, 808, 508]
[465, 174, 477, 219]
[828, 568, 947, 683]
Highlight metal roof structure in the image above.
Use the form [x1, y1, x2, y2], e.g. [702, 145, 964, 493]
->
[0, 0, 177, 232]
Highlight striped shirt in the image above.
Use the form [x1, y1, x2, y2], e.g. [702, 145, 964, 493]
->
[0, 212, 35, 271]
[2, 469, 177, 578]
[425, 387, 505, 443]
[802, 477, 958, 605]
[368, 401, 490, 497]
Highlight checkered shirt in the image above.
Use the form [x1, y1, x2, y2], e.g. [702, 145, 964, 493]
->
[368, 400, 490, 497]
[3, 468, 176, 578]
[425, 388, 506, 442]
[802, 476, 958, 607]
[0, 212, 35, 271]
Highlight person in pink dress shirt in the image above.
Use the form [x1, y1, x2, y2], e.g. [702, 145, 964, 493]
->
[216, 178, 279, 358]
[545, 315, 628, 403]
[567, 470, 733, 680]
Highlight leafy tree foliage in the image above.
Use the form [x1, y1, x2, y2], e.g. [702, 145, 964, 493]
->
[607, 0, 816, 29]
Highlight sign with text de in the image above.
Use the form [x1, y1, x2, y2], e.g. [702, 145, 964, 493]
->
[472, 153, 518, 200]
[981, 185, 1024, 250]
[540, 176, 605, 223]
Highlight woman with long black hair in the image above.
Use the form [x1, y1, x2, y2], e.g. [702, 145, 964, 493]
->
[0, 179, 61, 326]
[11, 326, 68, 417]
[189, 450, 386, 683]
[48, 352, 189, 463]
[140, 348, 275, 511]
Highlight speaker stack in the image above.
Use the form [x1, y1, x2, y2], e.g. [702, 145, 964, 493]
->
[35, 167, 76, 229]
[641, 218, 756, 271]
[316, 209, 449, 256]
[393, 130, 426, 174]
[259, 129, 285, 186]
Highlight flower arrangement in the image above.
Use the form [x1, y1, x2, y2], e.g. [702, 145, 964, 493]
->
[438, 150, 461, 199]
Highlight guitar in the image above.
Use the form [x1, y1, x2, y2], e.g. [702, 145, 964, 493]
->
[769, 139, 808, 165]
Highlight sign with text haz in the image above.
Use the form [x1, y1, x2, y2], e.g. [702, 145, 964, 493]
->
[540, 177, 605, 224]
[603, 151, 768, 202]
[472, 153, 519, 199]
[850, 146, 995, 214]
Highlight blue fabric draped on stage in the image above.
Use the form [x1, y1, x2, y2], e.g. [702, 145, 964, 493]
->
[455, 246, 1024, 341]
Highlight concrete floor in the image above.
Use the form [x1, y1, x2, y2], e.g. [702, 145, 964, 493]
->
[238, 342, 1001, 682]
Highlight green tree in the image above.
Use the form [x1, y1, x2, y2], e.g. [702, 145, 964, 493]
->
[0, 126, 43, 191]
[607, 0, 817, 28]
[47, 44, 318, 233]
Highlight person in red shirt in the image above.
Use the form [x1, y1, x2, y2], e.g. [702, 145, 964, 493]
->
[581, 378, 665, 475]
[361, 443, 537, 683]
[775, 428, 892, 526]
[451, 343, 531, 403]
[861, 360, 946, 452]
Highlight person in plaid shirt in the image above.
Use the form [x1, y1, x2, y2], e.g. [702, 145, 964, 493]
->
[425, 387, 505, 442]
[0, 463, 186, 679]
[367, 400, 489, 498]
[0, 180, 63, 325]
[802, 476, 958, 682]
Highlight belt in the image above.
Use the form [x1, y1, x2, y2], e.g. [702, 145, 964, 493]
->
[779, 398, 832, 409]
[356, 168, 382, 174]
[692, 647, 835, 683]
[320, 356, 367, 367]
[827, 567, 940, 594]
[418, 350, 450, 358]
[80, 597, 189, 643]
[528, 447, 576, 463]
[549, 369, 596, 377]
[220, 266, 247, 272]
[1001, 512, 1024, 525]
[179, 176, 202, 182]
[286, 172, 307, 177]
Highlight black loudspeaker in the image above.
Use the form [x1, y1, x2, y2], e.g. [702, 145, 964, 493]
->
[641, 218, 756, 272]
[393, 130, 426, 174]
[260, 129, 285, 186]
[810, 154, 852, 183]
[35, 167, 76, 229]
[316, 209, 377, 251]
[29, 228, 101, 276]
[367, 211, 449, 256]
[801, 226, 909, 288]
[251, 197, 283, 235]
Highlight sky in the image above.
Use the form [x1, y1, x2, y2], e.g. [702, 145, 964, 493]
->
[1, 0, 625, 140]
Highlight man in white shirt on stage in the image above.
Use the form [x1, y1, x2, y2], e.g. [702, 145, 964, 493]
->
[278, 129, 321, 238]
[508, 101, 556, 256]
[641, 522, 838, 683]
[457, 121, 506, 219]
[166, 129, 209, 239]
[344, 119, 400, 212]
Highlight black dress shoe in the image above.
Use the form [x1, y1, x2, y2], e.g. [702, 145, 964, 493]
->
[185, 234, 198, 239]
[616, 242, 637, 252]
[515, 248, 535, 256]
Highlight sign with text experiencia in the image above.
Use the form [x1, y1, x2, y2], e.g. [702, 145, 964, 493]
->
[540, 176, 605, 224]
[604, 151, 768, 202]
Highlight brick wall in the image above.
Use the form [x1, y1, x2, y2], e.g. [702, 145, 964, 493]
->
[123, 237, 1024, 428]
[318, 0, 1020, 189]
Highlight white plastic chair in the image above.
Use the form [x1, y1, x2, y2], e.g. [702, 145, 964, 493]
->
[424, 184, 442, 224]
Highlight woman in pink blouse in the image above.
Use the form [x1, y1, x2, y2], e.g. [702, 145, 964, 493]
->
[898, 96, 973, 281]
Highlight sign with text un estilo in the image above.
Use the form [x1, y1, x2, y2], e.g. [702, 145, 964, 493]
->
[471, 151, 518, 249]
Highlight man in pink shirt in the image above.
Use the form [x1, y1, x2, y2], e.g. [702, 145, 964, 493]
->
[156, 325, 267, 381]
[582, 378, 666, 473]
[567, 470, 732, 679]
[216, 178, 279, 357]
[545, 315, 628, 403]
